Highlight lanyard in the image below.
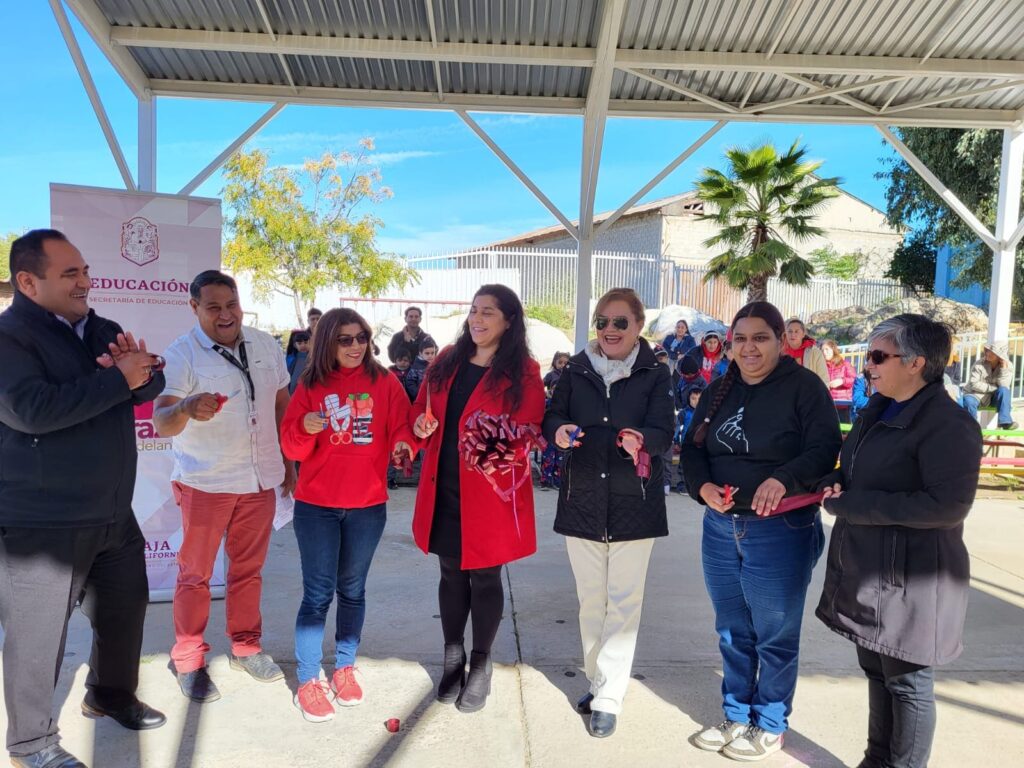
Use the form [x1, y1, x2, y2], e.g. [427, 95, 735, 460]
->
[212, 341, 255, 402]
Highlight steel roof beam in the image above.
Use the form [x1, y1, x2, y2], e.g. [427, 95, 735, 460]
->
[65, 0, 150, 98]
[149, 79, 1018, 127]
[110, 26, 1024, 80]
[51, 0, 136, 191]
[883, 79, 1024, 115]
[619, 68, 740, 113]
[876, 123, 997, 250]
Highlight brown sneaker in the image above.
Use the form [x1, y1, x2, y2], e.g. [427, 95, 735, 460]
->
[294, 679, 335, 723]
[331, 666, 363, 706]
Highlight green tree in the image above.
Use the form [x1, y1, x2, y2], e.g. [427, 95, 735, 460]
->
[695, 140, 840, 302]
[885, 232, 937, 295]
[1, 231, 19, 283]
[223, 141, 416, 326]
[877, 128, 1024, 311]
[809, 245, 862, 281]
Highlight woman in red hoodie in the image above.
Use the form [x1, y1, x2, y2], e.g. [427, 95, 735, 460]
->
[411, 284, 545, 713]
[280, 308, 415, 723]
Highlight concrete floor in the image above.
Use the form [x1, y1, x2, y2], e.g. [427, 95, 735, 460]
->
[2, 490, 1022, 767]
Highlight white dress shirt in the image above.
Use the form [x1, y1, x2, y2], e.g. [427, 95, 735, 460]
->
[162, 324, 289, 494]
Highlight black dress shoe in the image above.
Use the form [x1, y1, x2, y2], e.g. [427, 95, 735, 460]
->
[10, 744, 86, 768]
[575, 692, 594, 714]
[82, 698, 167, 730]
[588, 710, 617, 738]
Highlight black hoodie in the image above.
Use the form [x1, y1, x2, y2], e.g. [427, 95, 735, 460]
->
[679, 356, 841, 515]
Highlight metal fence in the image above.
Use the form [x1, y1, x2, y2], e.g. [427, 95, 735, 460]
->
[666, 262, 910, 322]
[406, 248, 666, 309]
[841, 334, 1024, 398]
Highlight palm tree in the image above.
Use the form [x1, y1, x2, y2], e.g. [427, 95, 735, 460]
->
[695, 140, 840, 303]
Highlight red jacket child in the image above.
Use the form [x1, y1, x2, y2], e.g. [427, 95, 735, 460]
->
[411, 354, 546, 570]
[281, 365, 415, 509]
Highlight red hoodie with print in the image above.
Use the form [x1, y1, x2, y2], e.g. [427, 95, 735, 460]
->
[280, 365, 415, 509]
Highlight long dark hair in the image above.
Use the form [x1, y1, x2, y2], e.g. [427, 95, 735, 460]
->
[301, 308, 386, 388]
[285, 329, 310, 358]
[693, 301, 786, 447]
[425, 284, 531, 410]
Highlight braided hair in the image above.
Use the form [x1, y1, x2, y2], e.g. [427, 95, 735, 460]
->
[692, 301, 786, 447]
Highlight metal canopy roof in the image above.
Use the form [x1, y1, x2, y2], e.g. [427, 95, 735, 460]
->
[70, 0, 1024, 129]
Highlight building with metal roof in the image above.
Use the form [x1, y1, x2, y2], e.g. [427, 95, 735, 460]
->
[52, 0, 1024, 347]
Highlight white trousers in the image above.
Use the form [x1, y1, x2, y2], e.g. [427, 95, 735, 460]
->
[565, 536, 655, 715]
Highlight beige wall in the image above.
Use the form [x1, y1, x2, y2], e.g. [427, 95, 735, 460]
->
[662, 192, 902, 277]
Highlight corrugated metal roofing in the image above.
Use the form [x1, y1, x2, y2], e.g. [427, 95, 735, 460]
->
[80, 0, 1024, 127]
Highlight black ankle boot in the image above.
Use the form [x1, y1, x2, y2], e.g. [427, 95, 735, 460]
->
[437, 642, 467, 703]
[455, 651, 492, 713]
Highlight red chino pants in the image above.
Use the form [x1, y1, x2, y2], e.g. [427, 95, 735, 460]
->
[170, 482, 275, 673]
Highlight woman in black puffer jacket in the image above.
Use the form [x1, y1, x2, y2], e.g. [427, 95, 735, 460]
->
[817, 314, 982, 768]
[543, 288, 674, 740]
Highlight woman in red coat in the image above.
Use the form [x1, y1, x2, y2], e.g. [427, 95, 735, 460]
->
[411, 284, 545, 713]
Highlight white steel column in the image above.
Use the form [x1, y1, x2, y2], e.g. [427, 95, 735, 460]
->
[988, 127, 1024, 343]
[574, 0, 625, 351]
[138, 97, 157, 192]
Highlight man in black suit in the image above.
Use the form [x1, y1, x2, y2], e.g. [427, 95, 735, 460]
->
[0, 229, 167, 768]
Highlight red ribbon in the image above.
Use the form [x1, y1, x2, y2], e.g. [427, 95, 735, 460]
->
[459, 410, 547, 537]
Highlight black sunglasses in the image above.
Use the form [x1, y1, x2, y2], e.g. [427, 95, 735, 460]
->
[866, 349, 899, 365]
[337, 331, 370, 348]
[594, 315, 629, 331]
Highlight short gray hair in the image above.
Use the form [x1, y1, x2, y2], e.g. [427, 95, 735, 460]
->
[868, 314, 952, 384]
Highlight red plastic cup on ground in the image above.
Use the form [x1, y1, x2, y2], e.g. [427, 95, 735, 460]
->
[385, 718, 400, 733]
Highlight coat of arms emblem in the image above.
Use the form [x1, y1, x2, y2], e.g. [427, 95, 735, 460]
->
[121, 216, 159, 266]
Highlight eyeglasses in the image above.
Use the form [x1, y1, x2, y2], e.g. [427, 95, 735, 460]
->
[594, 315, 629, 331]
[866, 349, 899, 365]
[337, 332, 370, 347]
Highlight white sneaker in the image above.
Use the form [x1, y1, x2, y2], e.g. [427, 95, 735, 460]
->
[692, 720, 748, 751]
[722, 725, 784, 761]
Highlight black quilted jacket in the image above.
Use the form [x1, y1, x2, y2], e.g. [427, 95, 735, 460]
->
[542, 339, 675, 542]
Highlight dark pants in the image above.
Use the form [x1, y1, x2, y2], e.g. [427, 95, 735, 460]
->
[292, 501, 387, 684]
[0, 515, 148, 756]
[437, 556, 504, 653]
[701, 508, 824, 734]
[856, 646, 936, 768]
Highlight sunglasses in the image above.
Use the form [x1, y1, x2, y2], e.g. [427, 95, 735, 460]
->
[866, 349, 899, 365]
[337, 331, 370, 348]
[594, 315, 629, 331]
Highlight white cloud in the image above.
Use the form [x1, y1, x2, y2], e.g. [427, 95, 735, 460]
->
[377, 217, 554, 257]
[370, 150, 441, 165]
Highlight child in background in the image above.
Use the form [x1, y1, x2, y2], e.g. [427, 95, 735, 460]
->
[389, 350, 413, 398]
[286, 330, 312, 394]
[674, 380, 706, 493]
[850, 366, 874, 422]
[543, 352, 570, 396]
[713, 339, 732, 380]
[404, 337, 437, 402]
[675, 354, 702, 408]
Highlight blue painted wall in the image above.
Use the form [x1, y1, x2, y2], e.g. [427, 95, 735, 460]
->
[934, 243, 990, 309]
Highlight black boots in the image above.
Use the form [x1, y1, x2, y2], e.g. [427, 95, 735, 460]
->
[437, 642, 467, 703]
[455, 651, 492, 713]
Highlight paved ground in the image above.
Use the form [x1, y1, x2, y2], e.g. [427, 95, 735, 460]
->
[2, 490, 1022, 767]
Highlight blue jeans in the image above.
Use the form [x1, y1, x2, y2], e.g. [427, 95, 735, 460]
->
[701, 508, 825, 734]
[293, 500, 387, 684]
[963, 386, 1013, 424]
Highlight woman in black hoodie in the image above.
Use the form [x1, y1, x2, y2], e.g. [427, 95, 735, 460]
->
[680, 301, 841, 762]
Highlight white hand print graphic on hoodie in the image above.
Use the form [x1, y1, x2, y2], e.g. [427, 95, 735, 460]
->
[715, 407, 749, 454]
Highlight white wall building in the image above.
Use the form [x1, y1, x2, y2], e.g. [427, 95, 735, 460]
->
[486, 187, 903, 277]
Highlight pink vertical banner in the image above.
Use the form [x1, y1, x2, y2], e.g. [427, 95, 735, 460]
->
[51, 184, 223, 601]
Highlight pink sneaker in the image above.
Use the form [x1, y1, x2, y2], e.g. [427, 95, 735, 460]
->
[294, 679, 335, 723]
[331, 666, 364, 706]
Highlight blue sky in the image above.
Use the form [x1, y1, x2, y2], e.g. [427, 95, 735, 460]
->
[1, 3, 899, 256]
